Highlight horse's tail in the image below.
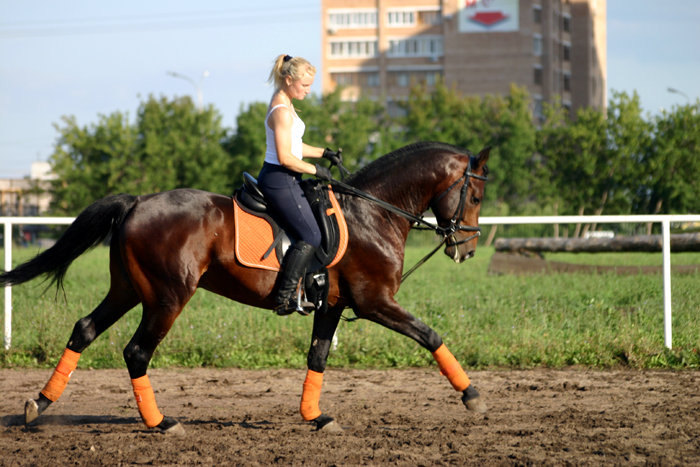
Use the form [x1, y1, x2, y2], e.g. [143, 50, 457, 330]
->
[0, 193, 138, 289]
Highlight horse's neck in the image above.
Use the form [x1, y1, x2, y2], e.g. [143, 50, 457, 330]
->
[358, 166, 439, 215]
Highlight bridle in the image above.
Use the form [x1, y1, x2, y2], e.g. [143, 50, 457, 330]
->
[430, 155, 488, 246]
[330, 155, 488, 282]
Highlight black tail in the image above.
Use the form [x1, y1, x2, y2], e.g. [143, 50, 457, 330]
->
[0, 193, 138, 289]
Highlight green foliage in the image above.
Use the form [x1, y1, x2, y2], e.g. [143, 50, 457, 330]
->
[2, 245, 698, 370]
[45, 86, 699, 223]
[49, 95, 231, 214]
[297, 88, 393, 171]
[644, 101, 700, 214]
[400, 81, 538, 213]
[223, 101, 267, 189]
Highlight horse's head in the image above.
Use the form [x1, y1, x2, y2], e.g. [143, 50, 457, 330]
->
[431, 147, 490, 263]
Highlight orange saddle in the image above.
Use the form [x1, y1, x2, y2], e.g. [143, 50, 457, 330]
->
[233, 185, 348, 272]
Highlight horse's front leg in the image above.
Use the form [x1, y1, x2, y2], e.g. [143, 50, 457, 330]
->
[300, 306, 344, 432]
[356, 294, 487, 414]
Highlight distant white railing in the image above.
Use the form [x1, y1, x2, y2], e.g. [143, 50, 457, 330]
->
[3, 217, 74, 350]
[3, 214, 700, 350]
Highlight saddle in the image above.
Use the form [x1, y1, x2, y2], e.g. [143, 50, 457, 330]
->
[233, 173, 348, 313]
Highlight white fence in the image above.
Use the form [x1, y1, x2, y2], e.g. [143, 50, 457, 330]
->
[3, 214, 700, 351]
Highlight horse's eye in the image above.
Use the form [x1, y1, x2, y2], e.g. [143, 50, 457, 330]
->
[471, 196, 480, 205]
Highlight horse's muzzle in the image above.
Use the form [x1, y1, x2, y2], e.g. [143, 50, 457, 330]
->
[445, 231, 480, 263]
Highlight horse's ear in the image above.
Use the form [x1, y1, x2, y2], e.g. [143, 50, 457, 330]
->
[476, 146, 491, 165]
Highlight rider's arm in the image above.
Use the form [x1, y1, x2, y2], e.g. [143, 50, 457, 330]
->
[269, 108, 321, 175]
[302, 143, 324, 158]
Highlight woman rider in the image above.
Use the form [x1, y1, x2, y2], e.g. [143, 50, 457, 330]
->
[257, 54, 341, 315]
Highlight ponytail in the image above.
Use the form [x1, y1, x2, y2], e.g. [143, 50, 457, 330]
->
[267, 54, 316, 89]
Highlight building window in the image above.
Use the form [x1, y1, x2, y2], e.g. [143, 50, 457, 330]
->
[332, 73, 353, 86]
[426, 71, 442, 86]
[396, 73, 410, 87]
[533, 34, 543, 56]
[387, 10, 416, 27]
[533, 66, 543, 85]
[388, 36, 443, 58]
[388, 70, 443, 87]
[366, 73, 380, 87]
[562, 14, 571, 32]
[418, 10, 442, 26]
[328, 9, 378, 29]
[533, 5, 542, 24]
[533, 95, 544, 121]
[562, 42, 571, 61]
[329, 39, 379, 58]
[563, 72, 571, 92]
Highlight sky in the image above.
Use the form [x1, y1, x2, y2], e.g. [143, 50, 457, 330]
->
[1, 0, 699, 179]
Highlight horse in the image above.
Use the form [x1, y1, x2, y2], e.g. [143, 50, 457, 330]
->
[0, 141, 490, 435]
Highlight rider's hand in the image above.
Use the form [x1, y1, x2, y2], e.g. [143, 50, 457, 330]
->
[322, 148, 342, 166]
[314, 164, 333, 181]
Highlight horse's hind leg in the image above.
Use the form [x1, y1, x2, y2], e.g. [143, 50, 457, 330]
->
[25, 287, 139, 425]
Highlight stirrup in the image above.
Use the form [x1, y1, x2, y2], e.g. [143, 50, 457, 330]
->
[274, 288, 314, 316]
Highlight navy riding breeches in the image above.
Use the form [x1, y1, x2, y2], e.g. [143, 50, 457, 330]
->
[257, 162, 322, 248]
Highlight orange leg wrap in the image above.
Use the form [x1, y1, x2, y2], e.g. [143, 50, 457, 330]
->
[40, 348, 81, 402]
[131, 375, 165, 428]
[300, 369, 323, 421]
[432, 343, 471, 392]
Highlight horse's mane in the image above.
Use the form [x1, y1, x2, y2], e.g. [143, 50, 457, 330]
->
[346, 141, 471, 186]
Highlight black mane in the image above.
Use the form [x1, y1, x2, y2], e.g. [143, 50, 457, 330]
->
[346, 141, 471, 185]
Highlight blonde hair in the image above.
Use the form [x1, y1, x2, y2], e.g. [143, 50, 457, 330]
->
[267, 54, 316, 90]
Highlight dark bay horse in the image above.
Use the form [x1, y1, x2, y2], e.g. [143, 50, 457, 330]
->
[0, 142, 489, 435]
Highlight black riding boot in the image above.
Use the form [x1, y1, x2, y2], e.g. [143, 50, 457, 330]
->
[275, 241, 316, 315]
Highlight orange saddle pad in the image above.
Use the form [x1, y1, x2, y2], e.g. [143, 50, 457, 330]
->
[233, 187, 348, 272]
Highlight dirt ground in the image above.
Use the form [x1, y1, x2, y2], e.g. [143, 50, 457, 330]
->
[1, 367, 698, 466]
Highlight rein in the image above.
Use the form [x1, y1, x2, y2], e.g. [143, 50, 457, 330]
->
[330, 157, 487, 282]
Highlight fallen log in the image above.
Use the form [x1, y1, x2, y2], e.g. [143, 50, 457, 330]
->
[488, 252, 700, 276]
[494, 233, 700, 253]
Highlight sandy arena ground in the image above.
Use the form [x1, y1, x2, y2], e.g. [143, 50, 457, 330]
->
[1, 368, 698, 465]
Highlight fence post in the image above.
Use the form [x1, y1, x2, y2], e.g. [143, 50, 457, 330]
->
[662, 220, 672, 349]
[3, 221, 11, 350]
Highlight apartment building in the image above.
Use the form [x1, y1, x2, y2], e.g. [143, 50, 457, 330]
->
[0, 162, 54, 216]
[320, 0, 606, 118]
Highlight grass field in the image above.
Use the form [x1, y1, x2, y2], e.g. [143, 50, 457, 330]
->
[2, 239, 699, 370]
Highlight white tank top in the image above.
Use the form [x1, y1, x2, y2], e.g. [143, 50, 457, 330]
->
[264, 104, 305, 165]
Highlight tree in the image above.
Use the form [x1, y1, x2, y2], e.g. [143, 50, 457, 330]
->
[49, 95, 231, 214]
[297, 88, 392, 172]
[223, 101, 268, 190]
[644, 101, 700, 215]
[50, 112, 136, 214]
[401, 80, 537, 214]
[601, 91, 652, 215]
[134, 96, 231, 194]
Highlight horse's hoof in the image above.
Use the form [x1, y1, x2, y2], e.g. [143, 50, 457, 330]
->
[163, 422, 186, 436]
[465, 396, 487, 413]
[462, 385, 487, 413]
[312, 414, 343, 433]
[319, 420, 343, 433]
[24, 399, 40, 425]
[157, 417, 186, 436]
